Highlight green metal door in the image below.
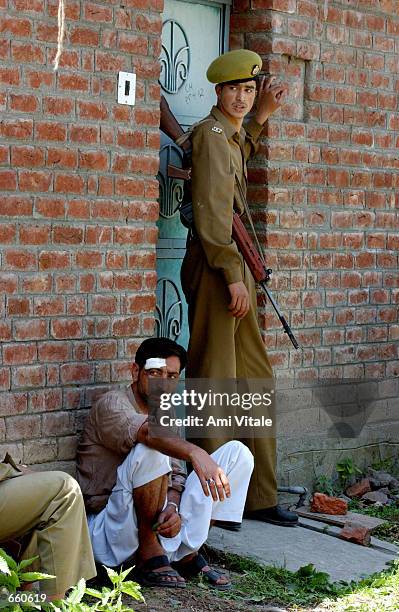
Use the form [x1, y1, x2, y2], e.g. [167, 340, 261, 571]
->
[156, 0, 230, 348]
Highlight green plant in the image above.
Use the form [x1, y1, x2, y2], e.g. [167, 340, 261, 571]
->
[336, 457, 362, 487]
[313, 475, 338, 497]
[47, 566, 144, 612]
[0, 548, 143, 612]
[371, 456, 398, 475]
[0, 547, 55, 610]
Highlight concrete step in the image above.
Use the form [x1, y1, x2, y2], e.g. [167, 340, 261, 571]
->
[207, 518, 398, 583]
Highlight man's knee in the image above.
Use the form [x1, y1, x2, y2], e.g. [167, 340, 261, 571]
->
[122, 443, 171, 489]
[221, 440, 254, 471]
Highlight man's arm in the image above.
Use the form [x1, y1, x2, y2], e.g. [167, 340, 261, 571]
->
[191, 124, 243, 287]
[136, 421, 230, 502]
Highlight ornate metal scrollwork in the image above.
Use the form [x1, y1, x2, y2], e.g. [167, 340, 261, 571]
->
[155, 277, 183, 341]
[157, 143, 184, 218]
[160, 19, 190, 94]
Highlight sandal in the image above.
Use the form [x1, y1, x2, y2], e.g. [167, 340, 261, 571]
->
[134, 554, 186, 588]
[174, 553, 232, 591]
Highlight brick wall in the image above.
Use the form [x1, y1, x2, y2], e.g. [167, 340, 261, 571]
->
[230, 0, 399, 487]
[231, 0, 398, 377]
[0, 0, 162, 469]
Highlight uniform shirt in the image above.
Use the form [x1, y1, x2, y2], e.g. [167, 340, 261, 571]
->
[77, 385, 187, 514]
[191, 105, 264, 285]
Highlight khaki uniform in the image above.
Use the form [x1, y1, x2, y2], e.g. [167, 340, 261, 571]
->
[181, 105, 277, 511]
[0, 463, 96, 596]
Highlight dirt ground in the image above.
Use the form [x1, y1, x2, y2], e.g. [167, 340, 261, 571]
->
[133, 578, 282, 612]
[129, 564, 287, 612]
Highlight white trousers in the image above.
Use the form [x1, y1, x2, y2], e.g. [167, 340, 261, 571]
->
[88, 440, 254, 567]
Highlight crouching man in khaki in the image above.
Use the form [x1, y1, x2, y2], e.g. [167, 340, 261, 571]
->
[0, 462, 96, 601]
[77, 337, 254, 590]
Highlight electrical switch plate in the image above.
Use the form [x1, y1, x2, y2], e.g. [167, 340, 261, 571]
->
[117, 71, 136, 106]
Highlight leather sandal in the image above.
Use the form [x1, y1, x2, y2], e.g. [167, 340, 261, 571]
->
[174, 553, 232, 591]
[134, 554, 186, 588]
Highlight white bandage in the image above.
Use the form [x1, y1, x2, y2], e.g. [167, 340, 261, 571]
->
[144, 358, 167, 370]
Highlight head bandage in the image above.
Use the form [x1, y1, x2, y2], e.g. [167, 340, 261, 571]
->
[144, 358, 167, 370]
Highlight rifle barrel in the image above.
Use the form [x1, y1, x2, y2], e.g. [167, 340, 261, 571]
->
[260, 281, 299, 349]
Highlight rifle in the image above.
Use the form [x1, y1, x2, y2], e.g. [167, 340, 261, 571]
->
[160, 95, 299, 350]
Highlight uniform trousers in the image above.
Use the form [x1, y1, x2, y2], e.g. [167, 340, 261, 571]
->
[181, 239, 277, 511]
[88, 441, 254, 567]
[0, 471, 96, 596]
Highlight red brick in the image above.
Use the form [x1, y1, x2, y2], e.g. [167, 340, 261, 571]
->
[51, 318, 82, 339]
[88, 340, 117, 360]
[3, 343, 37, 365]
[12, 0, 44, 11]
[125, 294, 156, 313]
[26, 69, 54, 89]
[0, 321, 12, 341]
[0, 170, 17, 191]
[77, 100, 108, 120]
[36, 122, 66, 142]
[58, 74, 90, 92]
[47, 148, 77, 170]
[4, 249, 36, 270]
[38, 342, 70, 363]
[0, 16, 32, 37]
[14, 319, 47, 341]
[6, 415, 41, 439]
[35, 198, 65, 218]
[53, 225, 84, 245]
[12, 146, 44, 168]
[43, 97, 74, 116]
[11, 42, 44, 64]
[33, 296, 65, 316]
[70, 125, 99, 144]
[19, 170, 51, 192]
[7, 297, 30, 316]
[90, 295, 117, 314]
[54, 174, 84, 194]
[21, 274, 51, 293]
[0, 223, 16, 244]
[84, 2, 112, 22]
[39, 251, 70, 270]
[20, 224, 50, 245]
[60, 363, 93, 384]
[42, 412, 74, 436]
[9, 93, 39, 113]
[118, 32, 148, 54]
[75, 251, 103, 268]
[54, 274, 76, 293]
[79, 150, 109, 171]
[70, 26, 99, 46]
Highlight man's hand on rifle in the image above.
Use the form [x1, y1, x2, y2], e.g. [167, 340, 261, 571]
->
[228, 281, 250, 319]
[255, 76, 287, 125]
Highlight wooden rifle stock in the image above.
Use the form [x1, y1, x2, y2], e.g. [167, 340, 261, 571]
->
[160, 96, 300, 349]
[232, 212, 271, 284]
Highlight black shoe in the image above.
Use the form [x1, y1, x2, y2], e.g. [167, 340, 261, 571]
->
[213, 520, 242, 532]
[244, 505, 298, 527]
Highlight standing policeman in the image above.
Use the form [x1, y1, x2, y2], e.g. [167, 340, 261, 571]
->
[181, 49, 298, 527]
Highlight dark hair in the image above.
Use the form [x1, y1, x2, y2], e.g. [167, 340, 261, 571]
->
[135, 337, 187, 371]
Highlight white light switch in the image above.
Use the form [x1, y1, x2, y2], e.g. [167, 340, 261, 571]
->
[118, 71, 136, 106]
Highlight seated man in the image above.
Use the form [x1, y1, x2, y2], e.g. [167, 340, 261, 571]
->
[77, 337, 253, 589]
[0, 459, 96, 601]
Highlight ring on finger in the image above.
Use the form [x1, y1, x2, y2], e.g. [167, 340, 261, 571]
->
[206, 477, 216, 485]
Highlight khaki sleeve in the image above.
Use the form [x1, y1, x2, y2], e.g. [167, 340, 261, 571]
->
[92, 393, 148, 455]
[244, 117, 264, 160]
[191, 126, 243, 285]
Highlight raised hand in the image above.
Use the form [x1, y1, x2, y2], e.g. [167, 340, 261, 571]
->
[255, 75, 288, 124]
